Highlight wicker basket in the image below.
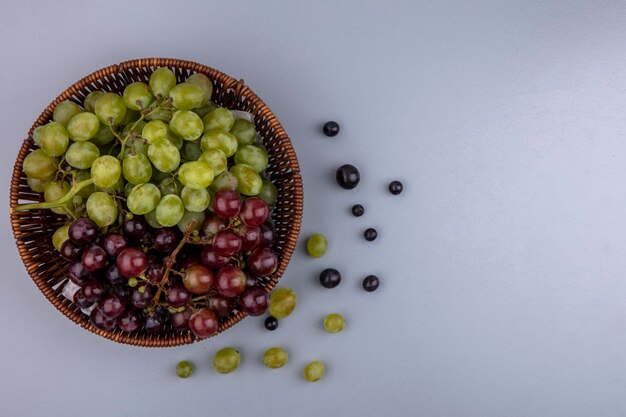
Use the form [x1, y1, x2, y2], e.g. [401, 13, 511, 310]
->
[9, 58, 303, 347]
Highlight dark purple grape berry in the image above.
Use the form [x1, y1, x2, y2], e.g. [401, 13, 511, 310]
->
[61, 240, 82, 262]
[144, 312, 164, 332]
[239, 287, 269, 316]
[362, 275, 379, 292]
[117, 309, 143, 332]
[388, 180, 403, 195]
[264, 316, 278, 331]
[82, 279, 105, 302]
[81, 245, 108, 272]
[68, 218, 98, 246]
[122, 217, 148, 241]
[336, 164, 360, 189]
[130, 285, 155, 309]
[351, 204, 364, 217]
[90, 306, 116, 331]
[102, 233, 128, 257]
[100, 293, 125, 318]
[364, 228, 377, 241]
[104, 264, 125, 286]
[166, 285, 191, 308]
[152, 228, 179, 253]
[319, 268, 341, 289]
[68, 261, 91, 286]
[73, 289, 95, 309]
[322, 121, 340, 137]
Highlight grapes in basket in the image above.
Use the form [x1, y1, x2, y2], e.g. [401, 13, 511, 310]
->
[17, 68, 282, 338]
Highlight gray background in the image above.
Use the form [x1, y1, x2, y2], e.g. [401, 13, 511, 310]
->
[2, 0, 626, 416]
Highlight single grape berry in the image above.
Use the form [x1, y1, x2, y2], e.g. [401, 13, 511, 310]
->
[176, 361, 194, 378]
[60, 240, 82, 261]
[363, 275, 380, 292]
[336, 164, 360, 189]
[364, 228, 377, 241]
[351, 204, 364, 217]
[389, 180, 403, 195]
[68, 218, 98, 246]
[264, 316, 278, 331]
[322, 121, 340, 137]
[319, 268, 341, 289]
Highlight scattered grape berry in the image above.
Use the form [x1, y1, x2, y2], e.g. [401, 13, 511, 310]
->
[389, 180, 403, 195]
[336, 164, 360, 189]
[351, 204, 364, 217]
[364, 228, 378, 241]
[264, 316, 278, 331]
[362, 275, 380, 292]
[319, 268, 341, 289]
[322, 121, 340, 137]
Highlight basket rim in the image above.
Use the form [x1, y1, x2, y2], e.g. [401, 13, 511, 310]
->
[9, 58, 303, 347]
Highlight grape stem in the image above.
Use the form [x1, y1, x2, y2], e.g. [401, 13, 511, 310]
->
[13, 179, 94, 213]
[152, 219, 197, 304]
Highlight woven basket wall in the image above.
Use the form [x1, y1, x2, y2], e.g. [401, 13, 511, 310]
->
[9, 58, 303, 347]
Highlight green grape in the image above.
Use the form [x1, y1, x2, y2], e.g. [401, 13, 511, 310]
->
[212, 348, 240, 374]
[177, 210, 205, 232]
[66, 142, 100, 169]
[91, 124, 115, 146]
[303, 361, 324, 382]
[125, 135, 149, 156]
[151, 168, 170, 183]
[75, 170, 97, 198]
[181, 186, 210, 212]
[91, 155, 121, 188]
[230, 164, 262, 196]
[27, 176, 50, 193]
[145, 209, 163, 229]
[156, 194, 185, 227]
[53, 100, 81, 126]
[67, 112, 100, 142]
[95, 92, 127, 125]
[166, 129, 183, 149]
[127, 183, 161, 215]
[148, 139, 180, 173]
[234, 145, 268, 173]
[176, 361, 193, 379]
[149, 67, 177, 98]
[263, 347, 288, 369]
[72, 195, 83, 206]
[180, 140, 203, 162]
[123, 82, 153, 111]
[207, 187, 215, 209]
[230, 119, 257, 146]
[186, 73, 213, 104]
[268, 288, 297, 319]
[23, 149, 56, 179]
[32, 125, 44, 146]
[120, 109, 140, 126]
[210, 171, 238, 191]
[178, 161, 214, 189]
[86, 192, 118, 227]
[306, 234, 328, 258]
[202, 108, 234, 132]
[169, 83, 204, 111]
[44, 180, 73, 215]
[201, 130, 238, 157]
[170, 110, 203, 141]
[142, 120, 168, 144]
[258, 179, 278, 206]
[198, 149, 227, 175]
[123, 153, 152, 185]
[52, 225, 70, 252]
[83, 91, 104, 113]
[193, 102, 219, 118]
[145, 102, 173, 122]
[323, 313, 345, 333]
[124, 182, 134, 197]
[40, 122, 69, 157]
[158, 177, 182, 196]
[122, 119, 146, 136]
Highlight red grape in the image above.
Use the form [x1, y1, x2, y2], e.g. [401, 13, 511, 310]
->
[213, 229, 242, 257]
[180, 252, 202, 269]
[69, 218, 98, 246]
[213, 189, 242, 218]
[61, 240, 82, 261]
[189, 308, 218, 338]
[145, 258, 163, 283]
[166, 284, 191, 308]
[83, 279, 105, 302]
[118, 309, 143, 332]
[216, 265, 246, 298]
[102, 233, 128, 257]
[100, 293, 125, 318]
[90, 307, 117, 331]
[200, 245, 229, 269]
[209, 296, 234, 317]
[153, 228, 179, 253]
[183, 264, 214, 295]
[104, 264, 125, 286]
[130, 286, 155, 309]
[240, 197, 269, 227]
[73, 289, 95, 309]
[122, 217, 148, 240]
[81, 245, 108, 272]
[201, 215, 228, 236]
[68, 261, 91, 286]
[239, 225, 261, 251]
[259, 222, 274, 247]
[171, 307, 193, 330]
[144, 312, 164, 332]
[116, 247, 148, 278]
[247, 247, 278, 277]
[239, 287, 269, 316]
